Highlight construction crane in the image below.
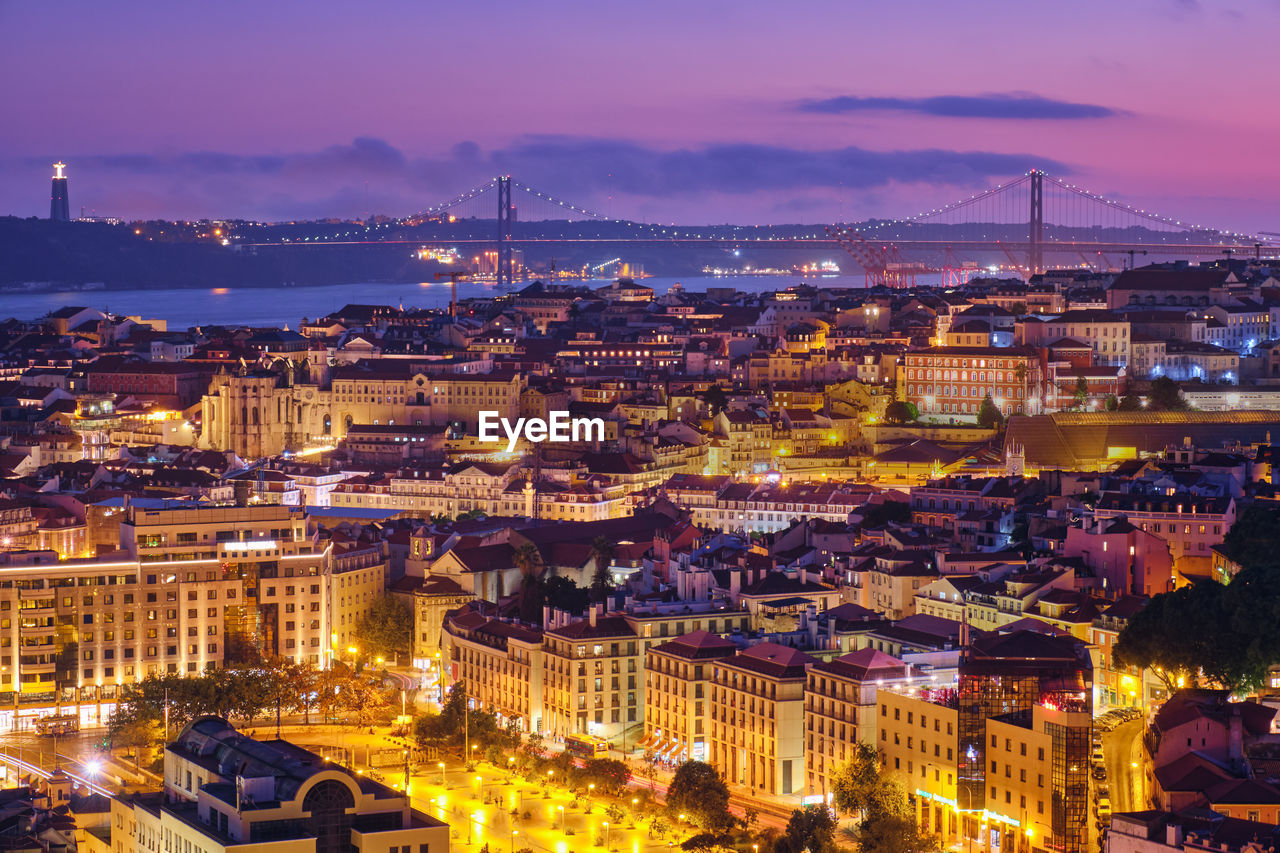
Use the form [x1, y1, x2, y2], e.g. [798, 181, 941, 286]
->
[434, 271, 470, 318]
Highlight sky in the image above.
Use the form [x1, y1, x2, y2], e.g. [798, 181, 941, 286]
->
[2, 0, 1278, 229]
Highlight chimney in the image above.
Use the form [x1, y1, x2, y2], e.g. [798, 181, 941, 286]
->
[807, 604, 819, 646]
[730, 569, 741, 599]
[1166, 823, 1184, 848]
[542, 605, 551, 627]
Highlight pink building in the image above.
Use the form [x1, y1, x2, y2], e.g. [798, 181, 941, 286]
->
[1063, 516, 1175, 597]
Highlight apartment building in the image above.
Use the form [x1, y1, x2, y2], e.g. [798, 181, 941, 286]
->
[540, 608, 645, 742]
[875, 632, 1093, 853]
[441, 600, 752, 745]
[709, 642, 815, 797]
[805, 648, 909, 800]
[441, 605, 544, 732]
[643, 630, 738, 765]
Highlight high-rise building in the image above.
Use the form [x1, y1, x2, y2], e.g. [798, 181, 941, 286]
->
[50, 161, 70, 221]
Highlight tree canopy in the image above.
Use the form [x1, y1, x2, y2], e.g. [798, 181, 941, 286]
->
[1147, 376, 1190, 411]
[1117, 394, 1143, 411]
[976, 394, 1003, 430]
[776, 805, 838, 853]
[830, 743, 938, 853]
[354, 593, 414, 663]
[884, 400, 919, 425]
[1115, 563, 1280, 694]
[666, 761, 735, 831]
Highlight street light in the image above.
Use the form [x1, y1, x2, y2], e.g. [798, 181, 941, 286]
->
[438, 762, 446, 787]
[511, 829, 519, 853]
[558, 804, 566, 832]
[603, 822, 610, 850]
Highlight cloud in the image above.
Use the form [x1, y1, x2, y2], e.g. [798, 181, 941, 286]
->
[797, 92, 1119, 120]
[482, 136, 1064, 196]
[2, 136, 1065, 222]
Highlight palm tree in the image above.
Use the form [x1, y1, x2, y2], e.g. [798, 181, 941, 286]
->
[514, 543, 545, 624]
[590, 536, 616, 605]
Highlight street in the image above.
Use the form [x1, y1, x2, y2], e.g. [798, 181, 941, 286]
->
[1102, 719, 1149, 813]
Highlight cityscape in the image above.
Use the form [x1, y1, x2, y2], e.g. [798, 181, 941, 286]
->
[4, 4, 1280, 853]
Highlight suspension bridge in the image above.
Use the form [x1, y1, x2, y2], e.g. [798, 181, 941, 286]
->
[250, 171, 1277, 287]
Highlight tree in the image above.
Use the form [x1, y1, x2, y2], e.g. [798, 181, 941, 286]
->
[681, 833, 734, 853]
[1073, 375, 1089, 410]
[1118, 393, 1143, 411]
[514, 543, 545, 625]
[1220, 505, 1280, 572]
[1148, 375, 1189, 411]
[976, 394, 1003, 430]
[883, 400, 919, 425]
[1009, 301, 1028, 317]
[544, 576, 591, 616]
[777, 805, 838, 853]
[590, 536, 616, 605]
[1104, 394, 1119, 411]
[1114, 564, 1280, 695]
[582, 757, 632, 792]
[354, 593, 414, 663]
[666, 761, 735, 831]
[858, 500, 912, 528]
[830, 743, 883, 817]
[855, 813, 940, 853]
[702, 385, 728, 416]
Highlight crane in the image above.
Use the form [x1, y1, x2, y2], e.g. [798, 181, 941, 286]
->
[434, 271, 470, 318]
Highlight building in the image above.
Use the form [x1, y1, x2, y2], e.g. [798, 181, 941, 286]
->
[539, 607, 645, 743]
[1092, 493, 1235, 581]
[440, 604, 543, 732]
[957, 631, 1093, 853]
[805, 648, 910, 800]
[111, 716, 448, 853]
[709, 642, 815, 797]
[643, 630, 738, 765]
[901, 347, 1042, 421]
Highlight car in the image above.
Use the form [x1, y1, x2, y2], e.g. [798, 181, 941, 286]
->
[1097, 797, 1111, 812]
[1092, 766, 1107, 780]
[1096, 783, 1111, 798]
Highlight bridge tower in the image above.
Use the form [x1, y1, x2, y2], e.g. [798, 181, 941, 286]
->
[497, 175, 514, 287]
[1028, 169, 1044, 275]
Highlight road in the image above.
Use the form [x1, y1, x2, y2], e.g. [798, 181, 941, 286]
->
[0, 730, 120, 795]
[1102, 719, 1149, 813]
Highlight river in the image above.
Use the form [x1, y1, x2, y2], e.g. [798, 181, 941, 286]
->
[0, 275, 870, 329]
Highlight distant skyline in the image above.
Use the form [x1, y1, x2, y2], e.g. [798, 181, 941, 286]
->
[2, 0, 1278, 230]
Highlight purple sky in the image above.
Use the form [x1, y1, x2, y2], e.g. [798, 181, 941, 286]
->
[2, 0, 1278, 229]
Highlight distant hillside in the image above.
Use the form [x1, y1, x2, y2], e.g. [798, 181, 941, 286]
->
[0, 217, 443, 290]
